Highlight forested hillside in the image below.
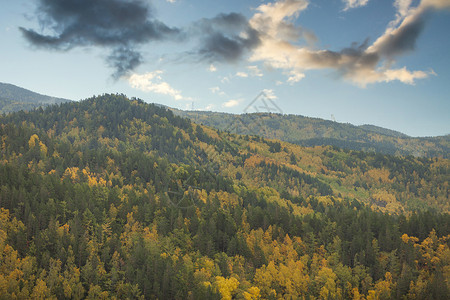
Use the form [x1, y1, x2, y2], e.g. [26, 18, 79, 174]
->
[173, 110, 450, 159]
[0, 94, 449, 299]
[0, 82, 71, 114]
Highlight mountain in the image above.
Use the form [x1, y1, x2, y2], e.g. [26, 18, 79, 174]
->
[358, 124, 409, 138]
[0, 94, 449, 299]
[3, 82, 448, 158]
[173, 110, 450, 158]
[0, 82, 72, 114]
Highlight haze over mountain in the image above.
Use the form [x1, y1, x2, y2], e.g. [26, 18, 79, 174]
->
[0, 82, 71, 114]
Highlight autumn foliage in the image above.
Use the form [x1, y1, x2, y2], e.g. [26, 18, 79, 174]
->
[0, 94, 448, 299]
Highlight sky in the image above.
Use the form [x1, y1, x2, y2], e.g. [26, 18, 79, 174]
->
[0, 0, 449, 137]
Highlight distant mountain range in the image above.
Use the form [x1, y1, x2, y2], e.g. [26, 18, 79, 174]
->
[1, 82, 447, 158]
[0, 82, 72, 114]
[172, 110, 449, 158]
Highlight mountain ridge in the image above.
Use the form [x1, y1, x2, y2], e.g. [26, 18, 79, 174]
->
[1, 82, 448, 158]
[172, 109, 449, 158]
[0, 82, 72, 113]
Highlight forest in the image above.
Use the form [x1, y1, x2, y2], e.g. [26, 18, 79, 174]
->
[0, 94, 449, 299]
[173, 110, 450, 159]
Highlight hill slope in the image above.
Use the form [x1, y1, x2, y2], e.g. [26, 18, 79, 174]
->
[2, 82, 447, 158]
[0, 82, 72, 113]
[0, 94, 448, 299]
[173, 110, 450, 158]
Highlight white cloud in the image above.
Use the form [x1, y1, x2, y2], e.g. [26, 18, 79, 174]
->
[250, 0, 309, 42]
[210, 86, 220, 93]
[209, 64, 217, 72]
[210, 86, 226, 96]
[287, 70, 305, 84]
[342, 0, 370, 11]
[249, 0, 312, 78]
[128, 71, 190, 100]
[263, 89, 277, 100]
[382, 67, 432, 84]
[204, 104, 214, 110]
[236, 65, 263, 78]
[389, 0, 413, 29]
[236, 72, 249, 78]
[395, 0, 413, 17]
[343, 67, 435, 87]
[222, 99, 240, 108]
[247, 65, 263, 77]
[246, 0, 446, 86]
[221, 76, 231, 83]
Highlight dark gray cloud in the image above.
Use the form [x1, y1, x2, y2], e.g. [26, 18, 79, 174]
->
[20, 1, 259, 77]
[194, 13, 261, 63]
[338, 39, 380, 73]
[108, 48, 142, 80]
[373, 15, 426, 58]
[304, 39, 379, 72]
[20, 0, 180, 78]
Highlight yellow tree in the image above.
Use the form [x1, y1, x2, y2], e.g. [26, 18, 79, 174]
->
[28, 134, 39, 149]
[315, 265, 339, 299]
[213, 276, 240, 300]
[367, 272, 394, 300]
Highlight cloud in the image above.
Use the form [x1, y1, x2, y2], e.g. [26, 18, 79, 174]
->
[193, 13, 261, 63]
[382, 67, 431, 84]
[368, 0, 450, 57]
[204, 104, 215, 110]
[20, 1, 260, 78]
[395, 0, 413, 19]
[247, 65, 263, 77]
[287, 70, 305, 84]
[210, 86, 226, 96]
[342, 0, 370, 11]
[209, 64, 217, 72]
[236, 72, 249, 78]
[19, 0, 449, 87]
[236, 65, 263, 78]
[250, 0, 309, 42]
[221, 76, 231, 83]
[262, 89, 278, 100]
[210, 86, 220, 93]
[128, 71, 190, 100]
[247, 0, 449, 86]
[108, 48, 143, 80]
[20, 0, 180, 79]
[222, 99, 240, 108]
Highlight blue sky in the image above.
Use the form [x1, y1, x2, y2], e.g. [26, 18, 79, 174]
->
[1, 0, 449, 137]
